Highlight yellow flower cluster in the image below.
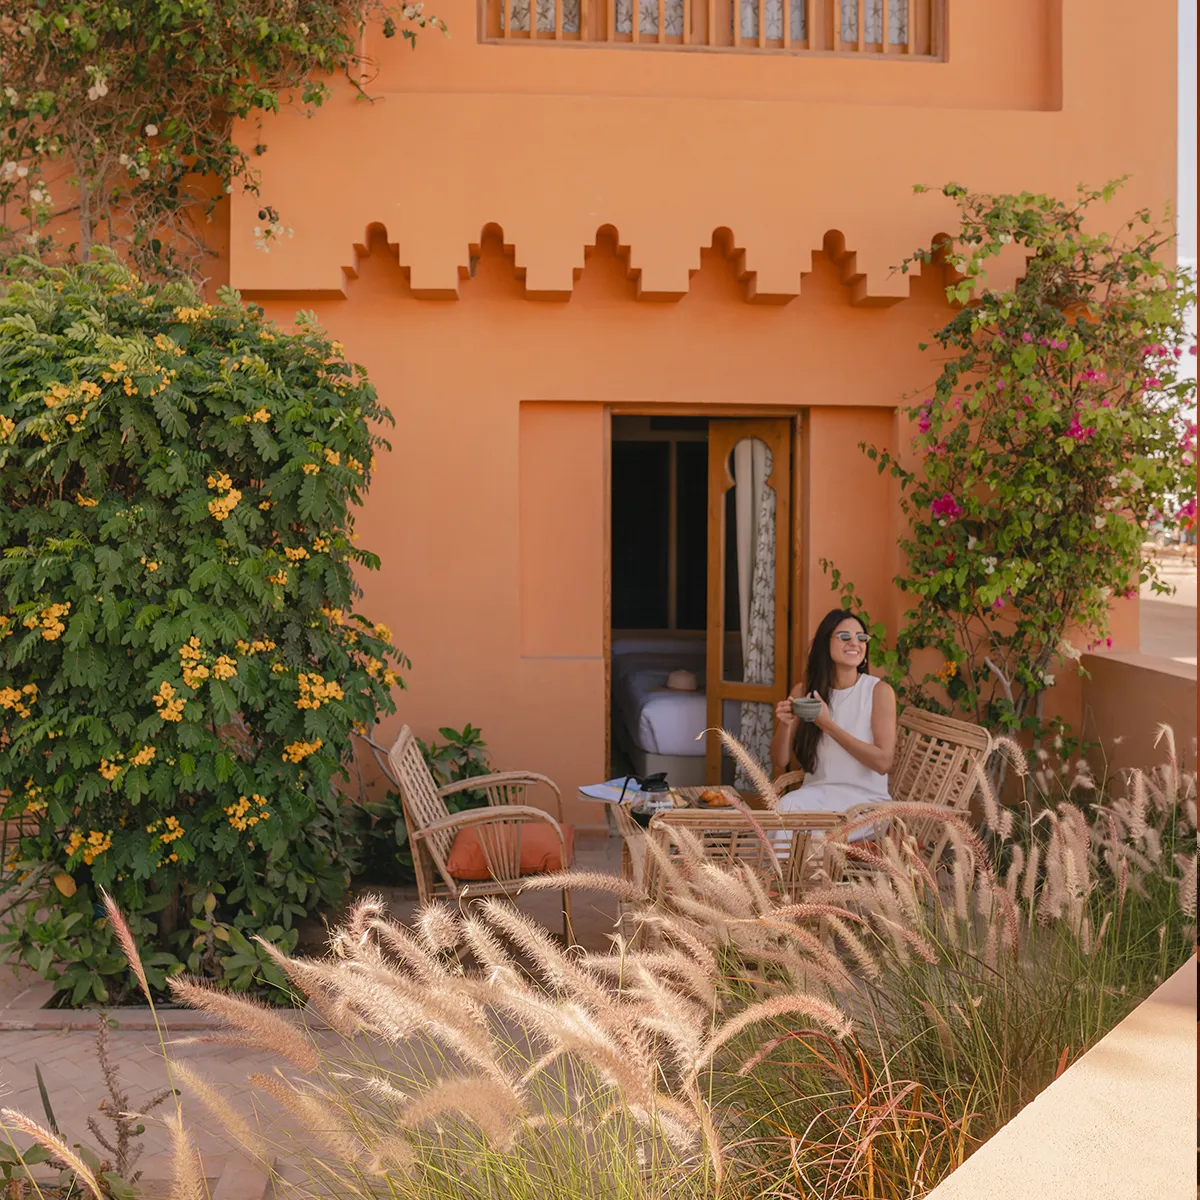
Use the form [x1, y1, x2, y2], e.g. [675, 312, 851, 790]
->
[0, 683, 37, 718]
[296, 673, 344, 710]
[346, 456, 363, 474]
[324, 449, 341, 466]
[271, 662, 286, 673]
[173, 304, 215, 322]
[383, 669, 400, 687]
[179, 637, 210, 688]
[258, 500, 274, 510]
[322, 606, 345, 625]
[301, 463, 321, 475]
[283, 738, 322, 763]
[235, 638, 276, 655]
[76, 493, 99, 507]
[364, 656, 382, 677]
[23, 781, 46, 815]
[140, 556, 159, 572]
[26, 602, 70, 641]
[67, 829, 113, 865]
[212, 655, 238, 681]
[129, 745, 156, 767]
[0, 415, 15, 439]
[373, 623, 392, 644]
[160, 815, 184, 844]
[154, 333, 186, 356]
[226, 794, 270, 832]
[251, 408, 270, 423]
[268, 570, 288, 587]
[206, 472, 241, 521]
[312, 537, 329, 553]
[154, 680, 185, 721]
[935, 660, 959, 685]
[284, 546, 310, 563]
[43, 381, 72, 408]
[99, 759, 121, 782]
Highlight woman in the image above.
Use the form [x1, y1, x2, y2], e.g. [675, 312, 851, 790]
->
[770, 608, 897, 816]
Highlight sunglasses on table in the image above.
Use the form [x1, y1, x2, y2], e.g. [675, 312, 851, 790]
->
[833, 632, 872, 643]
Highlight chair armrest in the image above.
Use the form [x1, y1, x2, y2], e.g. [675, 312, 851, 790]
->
[774, 769, 806, 794]
[410, 804, 564, 842]
[438, 771, 564, 818]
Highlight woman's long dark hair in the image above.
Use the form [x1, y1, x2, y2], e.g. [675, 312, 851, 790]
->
[792, 608, 870, 775]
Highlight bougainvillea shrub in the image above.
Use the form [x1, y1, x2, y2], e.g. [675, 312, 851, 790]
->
[0, 255, 407, 1003]
[827, 181, 1196, 741]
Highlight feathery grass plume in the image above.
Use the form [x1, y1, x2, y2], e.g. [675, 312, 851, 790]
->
[1, 1109, 106, 1200]
[366, 918, 453, 986]
[973, 761, 1013, 839]
[991, 734, 1029, 777]
[251, 938, 361, 1038]
[169, 1061, 269, 1163]
[248, 1074, 362, 1161]
[1177, 853, 1197, 918]
[167, 978, 320, 1071]
[520, 870, 648, 904]
[693, 993, 852, 1079]
[167, 1110, 208, 1200]
[460, 914, 520, 978]
[711, 727, 782, 812]
[400, 1075, 526, 1152]
[415, 903, 461, 954]
[100, 889, 152, 1004]
[1128, 769, 1150, 841]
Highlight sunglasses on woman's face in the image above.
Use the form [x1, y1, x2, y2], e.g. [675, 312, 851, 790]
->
[833, 631, 871, 644]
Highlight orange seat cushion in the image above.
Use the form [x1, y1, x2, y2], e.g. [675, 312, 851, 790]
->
[445, 821, 575, 882]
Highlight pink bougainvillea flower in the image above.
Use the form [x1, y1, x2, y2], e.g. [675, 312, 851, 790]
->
[1179, 498, 1198, 520]
[996, 379, 1006, 390]
[930, 493, 963, 521]
[1146, 376, 1162, 389]
[1190, 345, 1197, 356]
[1173, 347, 1183, 359]
[992, 598, 1005, 610]
[1105, 637, 1113, 649]
[1122, 587, 1136, 600]
[917, 408, 932, 433]
[1021, 332, 1033, 343]
[1100, 398, 1111, 407]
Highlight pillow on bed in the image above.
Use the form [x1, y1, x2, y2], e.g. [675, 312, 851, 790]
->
[445, 822, 575, 881]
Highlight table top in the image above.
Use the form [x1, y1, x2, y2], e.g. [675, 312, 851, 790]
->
[576, 783, 744, 809]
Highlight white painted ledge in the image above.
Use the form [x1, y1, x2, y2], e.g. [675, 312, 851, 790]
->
[926, 954, 1197, 1200]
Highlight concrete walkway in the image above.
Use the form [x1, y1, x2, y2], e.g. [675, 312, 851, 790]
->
[0, 834, 622, 1199]
[1140, 554, 1197, 665]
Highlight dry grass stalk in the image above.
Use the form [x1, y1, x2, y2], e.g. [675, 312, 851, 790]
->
[0, 1110, 106, 1200]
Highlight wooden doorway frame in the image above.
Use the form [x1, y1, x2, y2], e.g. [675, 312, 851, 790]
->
[603, 406, 807, 780]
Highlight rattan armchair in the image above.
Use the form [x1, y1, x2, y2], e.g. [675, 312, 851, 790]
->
[361, 726, 574, 940]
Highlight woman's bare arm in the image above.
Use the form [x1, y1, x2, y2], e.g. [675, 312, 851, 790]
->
[812, 681, 897, 775]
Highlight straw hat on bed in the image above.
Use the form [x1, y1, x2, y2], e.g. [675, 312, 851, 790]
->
[663, 669, 698, 691]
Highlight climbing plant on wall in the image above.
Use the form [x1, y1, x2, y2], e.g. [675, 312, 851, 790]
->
[0, 0, 444, 278]
[825, 180, 1196, 740]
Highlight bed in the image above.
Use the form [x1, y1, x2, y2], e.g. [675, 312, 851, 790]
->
[610, 633, 742, 787]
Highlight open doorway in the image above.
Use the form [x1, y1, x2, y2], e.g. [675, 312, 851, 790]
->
[608, 415, 794, 789]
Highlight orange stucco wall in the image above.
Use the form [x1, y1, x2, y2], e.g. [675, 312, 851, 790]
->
[234, 0, 1173, 823]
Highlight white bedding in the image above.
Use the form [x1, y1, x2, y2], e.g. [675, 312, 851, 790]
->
[611, 635, 741, 758]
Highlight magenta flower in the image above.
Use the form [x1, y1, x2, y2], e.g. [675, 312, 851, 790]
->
[1105, 637, 1113, 649]
[930, 493, 963, 521]
[1066, 413, 1096, 441]
[1146, 376, 1162, 389]
[1174, 347, 1183, 359]
[992, 598, 1004, 610]
[1190, 346, 1197, 357]
[1180, 498, 1198, 520]
[996, 379, 1006, 390]
[917, 407, 932, 434]
[1022, 332, 1033, 343]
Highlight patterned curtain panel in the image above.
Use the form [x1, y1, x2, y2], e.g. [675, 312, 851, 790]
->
[733, 441, 776, 791]
[739, 0, 806, 42]
[502, 0, 582, 33]
[840, 0, 908, 44]
[614, 0, 685, 36]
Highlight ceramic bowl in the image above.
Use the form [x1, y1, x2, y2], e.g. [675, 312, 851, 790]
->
[791, 696, 823, 722]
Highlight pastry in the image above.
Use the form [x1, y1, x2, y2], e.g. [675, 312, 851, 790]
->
[698, 789, 729, 807]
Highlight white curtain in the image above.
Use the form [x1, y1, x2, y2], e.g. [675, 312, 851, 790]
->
[503, 0, 581, 32]
[733, 440, 776, 791]
[615, 0, 685, 35]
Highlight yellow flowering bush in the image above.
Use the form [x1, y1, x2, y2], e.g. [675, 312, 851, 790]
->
[0, 257, 408, 1006]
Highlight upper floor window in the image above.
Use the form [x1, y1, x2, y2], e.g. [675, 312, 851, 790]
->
[483, 0, 945, 57]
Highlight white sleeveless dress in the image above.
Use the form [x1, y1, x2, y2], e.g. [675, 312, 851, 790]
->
[778, 674, 890, 815]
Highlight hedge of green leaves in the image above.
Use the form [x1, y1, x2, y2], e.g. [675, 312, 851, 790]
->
[0, 255, 407, 1004]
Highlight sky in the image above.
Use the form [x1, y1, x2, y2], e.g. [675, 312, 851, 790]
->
[1180, 1, 1197, 263]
